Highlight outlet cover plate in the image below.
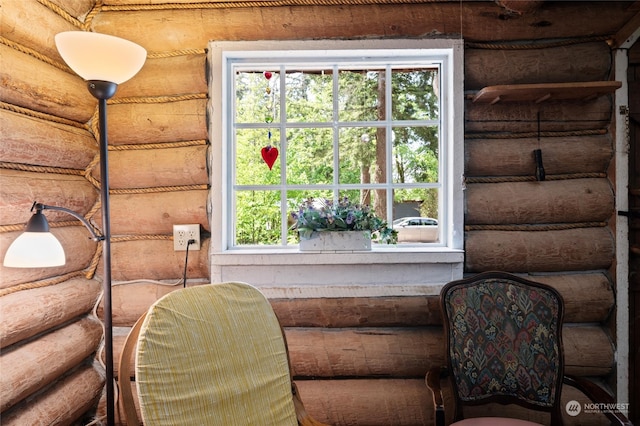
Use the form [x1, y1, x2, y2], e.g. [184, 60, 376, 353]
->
[173, 224, 201, 251]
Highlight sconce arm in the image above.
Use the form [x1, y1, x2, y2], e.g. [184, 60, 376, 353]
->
[33, 202, 104, 242]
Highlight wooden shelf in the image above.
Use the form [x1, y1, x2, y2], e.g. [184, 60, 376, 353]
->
[471, 81, 622, 104]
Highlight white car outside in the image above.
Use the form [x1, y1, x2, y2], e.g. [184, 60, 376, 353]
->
[393, 217, 439, 242]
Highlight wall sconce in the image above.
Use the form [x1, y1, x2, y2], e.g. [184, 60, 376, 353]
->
[3, 31, 146, 426]
[3, 202, 102, 267]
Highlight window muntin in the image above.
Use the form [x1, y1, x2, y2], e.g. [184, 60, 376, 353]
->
[214, 41, 463, 252]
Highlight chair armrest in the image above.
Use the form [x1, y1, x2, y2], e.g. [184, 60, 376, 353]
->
[563, 375, 632, 426]
[118, 313, 147, 426]
[292, 382, 331, 426]
[426, 367, 447, 426]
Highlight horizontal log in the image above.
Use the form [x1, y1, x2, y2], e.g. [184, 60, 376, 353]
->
[0, 278, 101, 348]
[272, 295, 442, 327]
[288, 325, 610, 378]
[563, 325, 615, 376]
[0, 363, 104, 426]
[111, 283, 179, 327]
[99, 190, 209, 235]
[0, 316, 103, 412]
[494, 1, 542, 14]
[287, 327, 444, 378]
[295, 377, 613, 426]
[296, 378, 432, 426]
[0, 1, 78, 66]
[44, 0, 94, 20]
[529, 273, 614, 323]
[465, 228, 614, 272]
[273, 275, 613, 325]
[465, 179, 613, 225]
[94, 5, 463, 52]
[99, 238, 210, 282]
[115, 323, 611, 380]
[115, 54, 207, 98]
[114, 376, 614, 426]
[0, 109, 96, 170]
[464, 42, 611, 90]
[0, 227, 98, 289]
[0, 44, 95, 123]
[109, 271, 612, 328]
[0, 169, 98, 226]
[107, 98, 207, 145]
[465, 97, 614, 133]
[93, 3, 630, 52]
[102, 145, 208, 189]
[465, 134, 612, 176]
[98, 375, 417, 425]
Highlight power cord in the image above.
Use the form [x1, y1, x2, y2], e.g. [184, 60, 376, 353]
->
[183, 239, 196, 288]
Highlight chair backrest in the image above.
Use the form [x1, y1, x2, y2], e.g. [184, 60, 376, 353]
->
[133, 282, 299, 425]
[440, 272, 565, 423]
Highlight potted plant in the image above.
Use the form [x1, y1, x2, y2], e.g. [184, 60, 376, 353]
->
[290, 197, 397, 251]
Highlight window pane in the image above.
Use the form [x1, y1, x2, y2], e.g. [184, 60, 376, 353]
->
[338, 127, 386, 185]
[286, 69, 333, 122]
[393, 188, 440, 243]
[235, 190, 282, 245]
[236, 128, 281, 185]
[235, 71, 280, 124]
[338, 69, 383, 122]
[286, 128, 333, 184]
[391, 69, 440, 121]
[338, 189, 389, 221]
[392, 126, 439, 184]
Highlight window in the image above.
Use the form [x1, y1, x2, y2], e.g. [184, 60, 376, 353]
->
[209, 40, 463, 257]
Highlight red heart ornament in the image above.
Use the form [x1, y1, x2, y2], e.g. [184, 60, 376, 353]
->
[264, 71, 273, 80]
[261, 146, 279, 170]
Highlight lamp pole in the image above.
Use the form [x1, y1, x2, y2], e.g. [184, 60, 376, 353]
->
[89, 80, 117, 426]
[52, 31, 146, 426]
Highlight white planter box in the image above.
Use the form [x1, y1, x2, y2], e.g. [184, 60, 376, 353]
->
[299, 231, 372, 252]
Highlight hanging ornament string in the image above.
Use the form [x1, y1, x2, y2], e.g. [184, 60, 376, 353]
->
[260, 71, 278, 170]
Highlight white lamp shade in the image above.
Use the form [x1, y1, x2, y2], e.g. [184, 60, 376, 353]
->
[3, 232, 66, 268]
[55, 31, 147, 84]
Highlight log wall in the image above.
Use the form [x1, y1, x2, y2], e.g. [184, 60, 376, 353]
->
[112, 274, 617, 426]
[1, 1, 211, 423]
[460, 37, 620, 426]
[0, 1, 625, 425]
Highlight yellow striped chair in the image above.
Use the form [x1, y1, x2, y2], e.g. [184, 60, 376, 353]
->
[119, 282, 328, 426]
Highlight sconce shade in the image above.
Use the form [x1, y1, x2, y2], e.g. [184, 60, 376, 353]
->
[55, 31, 147, 84]
[3, 208, 66, 267]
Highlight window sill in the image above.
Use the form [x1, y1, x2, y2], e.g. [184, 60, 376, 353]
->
[210, 247, 464, 296]
[212, 246, 463, 265]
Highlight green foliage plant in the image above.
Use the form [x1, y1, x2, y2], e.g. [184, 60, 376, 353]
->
[290, 197, 398, 244]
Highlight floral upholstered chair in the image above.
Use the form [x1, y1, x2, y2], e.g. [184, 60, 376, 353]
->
[118, 282, 328, 426]
[426, 271, 631, 426]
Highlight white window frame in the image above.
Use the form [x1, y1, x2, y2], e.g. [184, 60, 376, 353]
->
[209, 39, 464, 291]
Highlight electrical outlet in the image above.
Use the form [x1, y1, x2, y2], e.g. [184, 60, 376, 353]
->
[173, 224, 201, 251]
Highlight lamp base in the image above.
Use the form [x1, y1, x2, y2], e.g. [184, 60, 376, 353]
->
[88, 80, 117, 100]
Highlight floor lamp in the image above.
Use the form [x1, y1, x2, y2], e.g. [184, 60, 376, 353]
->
[4, 32, 146, 426]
